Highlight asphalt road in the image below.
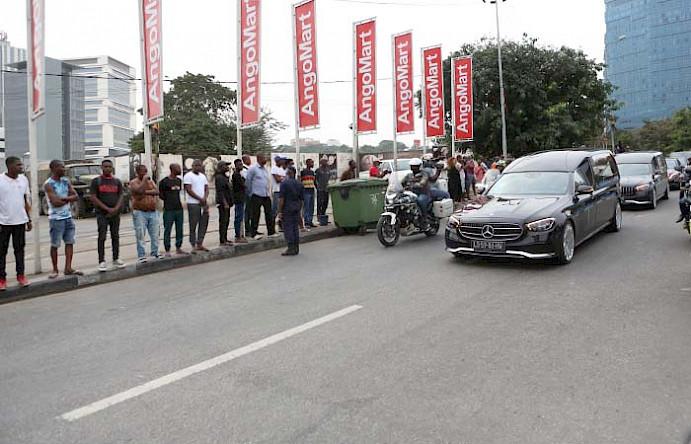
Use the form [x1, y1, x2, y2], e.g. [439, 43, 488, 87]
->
[2, 198, 691, 443]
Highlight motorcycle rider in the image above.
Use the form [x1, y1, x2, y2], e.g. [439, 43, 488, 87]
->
[422, 154, 451, 202]
[401, 158, 432, 228]
[676, 157, 691, 223]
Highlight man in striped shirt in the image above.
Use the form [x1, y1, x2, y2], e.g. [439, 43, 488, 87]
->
[300, 159, 316, 228]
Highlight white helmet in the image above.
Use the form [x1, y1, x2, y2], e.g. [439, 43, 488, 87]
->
[421, 153, 434, 161]
[409, 158, 423, 167]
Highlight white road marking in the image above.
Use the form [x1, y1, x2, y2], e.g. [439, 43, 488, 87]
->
[60, 304, 363, 422]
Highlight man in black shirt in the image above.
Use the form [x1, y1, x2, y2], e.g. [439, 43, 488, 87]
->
[90, 159, 125, 271]
[214, 161, 234, 246]
[159, 163, 186, 256]
[232, 159, 248, 243]
[314, 157, 331, 226]
[278, 167, 304, 256]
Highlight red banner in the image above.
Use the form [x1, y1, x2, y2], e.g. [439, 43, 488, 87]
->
[452, 56, 473, 141]
[354, 18, 376, 134]
[293, 0, 319, 129]
[139, 0, 163, 124]
[392, 31, 414, 134]
[239, 0, 261, 127]
[421, 45, 444, 138]
[27, 0, 45, 120]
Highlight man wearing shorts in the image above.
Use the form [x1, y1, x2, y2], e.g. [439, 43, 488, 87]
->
[44, 160, 82, 278]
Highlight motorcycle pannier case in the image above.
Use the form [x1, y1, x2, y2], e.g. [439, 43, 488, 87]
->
[432, 198, 454, 218]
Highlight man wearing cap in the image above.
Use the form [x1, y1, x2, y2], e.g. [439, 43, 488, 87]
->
[277, 167, 304, 256]
[369, 159, 387, 178]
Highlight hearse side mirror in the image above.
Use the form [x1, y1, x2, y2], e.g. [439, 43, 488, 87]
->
[576, 184, 594, 195]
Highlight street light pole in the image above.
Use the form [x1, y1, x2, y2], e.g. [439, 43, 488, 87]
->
[484, 0, 508, 158]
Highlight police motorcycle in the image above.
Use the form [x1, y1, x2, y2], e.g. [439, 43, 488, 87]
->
[376, 158, 454, 247]
[677, 163, 691, 237]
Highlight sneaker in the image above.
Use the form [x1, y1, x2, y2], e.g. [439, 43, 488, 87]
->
[17, 275, 29, 287]
[235, 237, 249, 244]
[677, 214, 685, 223]
[98, 262, 108, 272]
[137, 257, 148, 264]
[251, 234, 264, 241]
[268, 233, 281, 238]
[164, 252, 172, 258]
[0, 279, 6, 291]
[113, 259, 126, 269]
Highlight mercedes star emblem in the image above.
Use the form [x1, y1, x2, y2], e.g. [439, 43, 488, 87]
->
[481, 225, 495, 239]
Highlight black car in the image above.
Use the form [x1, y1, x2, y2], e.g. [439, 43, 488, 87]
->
[445, 150, 621, 264]
[666, 157, 684, 190]
[615, 151, 669, 208]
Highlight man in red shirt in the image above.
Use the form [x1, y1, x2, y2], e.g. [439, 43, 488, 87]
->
[369, 159, 385, 178]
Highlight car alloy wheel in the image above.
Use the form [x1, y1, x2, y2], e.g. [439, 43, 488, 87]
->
[562, 223, 575, 263]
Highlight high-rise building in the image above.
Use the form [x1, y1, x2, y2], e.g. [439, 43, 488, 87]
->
[605, 0, 691, 129]
[0, 32, 28, 156]
[62, 56, 137, 160]
[4, 58, 85, 161]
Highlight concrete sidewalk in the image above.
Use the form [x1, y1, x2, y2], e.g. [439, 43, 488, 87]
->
[0, 225, 340, 305]
[4, 206, 335, 285]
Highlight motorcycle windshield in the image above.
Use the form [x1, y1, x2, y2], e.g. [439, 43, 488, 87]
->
[387, 171, 403, 194]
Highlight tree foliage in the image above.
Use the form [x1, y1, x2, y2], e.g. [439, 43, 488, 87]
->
[130, 73, 285, 155]
[617, 108, 691, 154]
[428, 35, 615, 157]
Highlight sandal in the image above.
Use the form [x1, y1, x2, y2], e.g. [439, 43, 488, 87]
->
[48, 272, 59, 279]
[64, 269, 84, 276]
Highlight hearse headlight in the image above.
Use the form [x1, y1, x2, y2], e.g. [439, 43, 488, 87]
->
[526, 217, 556, 232]
[448, 214, 461, 229]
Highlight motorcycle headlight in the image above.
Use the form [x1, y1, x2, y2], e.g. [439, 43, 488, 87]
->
[526, 217, 556, 232]
[635, 183, 650, 192]
[448, 214, 461, 229]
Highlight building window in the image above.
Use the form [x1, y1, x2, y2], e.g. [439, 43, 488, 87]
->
[112, 127, 134, 148]
[108, 77, 132, 107]
[109, 108, 132, 128]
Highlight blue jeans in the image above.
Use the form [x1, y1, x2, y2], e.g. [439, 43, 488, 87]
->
[234, 201, 245, 238]
[133, 210, 159, 258]
[303, 190, 315, 225]
[430, 188, 450, 200]
[416, 193, 432, 216]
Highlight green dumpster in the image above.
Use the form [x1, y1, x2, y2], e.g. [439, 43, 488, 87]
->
[328, 178, 388, 232]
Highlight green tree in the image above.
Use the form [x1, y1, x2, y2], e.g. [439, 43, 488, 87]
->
[431, 35, 615, 157]
[670, 107, 691, 150]
[616, 107, 691, 154]
[130, 72, 285, 155]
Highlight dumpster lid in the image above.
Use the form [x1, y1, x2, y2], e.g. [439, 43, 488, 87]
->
[328, 178, 388, 189]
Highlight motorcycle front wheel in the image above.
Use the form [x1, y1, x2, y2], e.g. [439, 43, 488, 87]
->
[377, 216, 400, 247]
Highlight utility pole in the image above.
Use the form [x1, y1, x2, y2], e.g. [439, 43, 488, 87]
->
[483, 0, 508, 158]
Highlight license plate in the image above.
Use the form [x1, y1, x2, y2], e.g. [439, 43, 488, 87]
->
[472, 240, 506, 252]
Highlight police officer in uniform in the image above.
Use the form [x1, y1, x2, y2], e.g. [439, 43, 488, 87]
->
[278, 167, 304, 256]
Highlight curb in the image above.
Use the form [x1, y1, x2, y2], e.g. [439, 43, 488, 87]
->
[0, 227, 341, 306]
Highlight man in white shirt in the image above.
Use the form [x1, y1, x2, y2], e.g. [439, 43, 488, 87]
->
[183, 159, 210, 252]
[271, 156, 287, 231]
[0, 157, 32, 289]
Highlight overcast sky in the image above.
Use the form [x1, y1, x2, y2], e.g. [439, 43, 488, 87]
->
[2, 0, 606, 147]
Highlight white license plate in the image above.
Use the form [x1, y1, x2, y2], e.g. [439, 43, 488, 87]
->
[472, 240, 506, 252]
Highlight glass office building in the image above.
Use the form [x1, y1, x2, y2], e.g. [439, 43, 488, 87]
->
[605, 0, 691, 129]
